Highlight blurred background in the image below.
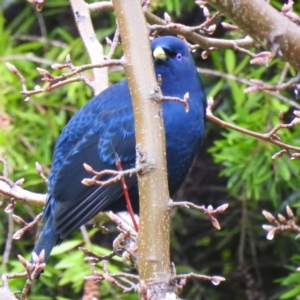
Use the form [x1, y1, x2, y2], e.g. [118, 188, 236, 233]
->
[1, 0, 300, 299]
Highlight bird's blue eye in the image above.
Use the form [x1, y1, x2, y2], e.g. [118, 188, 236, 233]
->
[176, 53, 182, 60]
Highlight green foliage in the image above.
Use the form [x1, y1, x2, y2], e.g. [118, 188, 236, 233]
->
[206, 46, 300, 206]
[2, 0, 300, 299]
[0, 4, 104, 298]
[150, 0, 195, 16]
[0, 1, 199, 299]
[209, 92, 300, 204]
[205, 44, 300, 299]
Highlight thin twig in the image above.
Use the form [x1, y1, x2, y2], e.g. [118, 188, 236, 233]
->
[35, 162, 48, 184]
[5, 252, 46, 300]
[169, 200, 228, 230]
[245, 74, 300, 93]
[79, 247, 115, 264]
[206, 99, 300, 154]
[0, 54, 55, 66]
[161, 94, 189, 112]
[14, 35, 67, 48]
[85, 264, 139, 294]
[12, 213, 43, 240]
[108, 212, 138, 239]
[197, 67, 300, 109]
[81, 163, 141, 187]
[6, 59, 123, 98]
[262, 206, 300, 241]
[106, 26, 120, 59]
[175, 272, 226, 285]
[278, 62, 290, 85]
[2, 212, 14, 272]
[20, 252, 46, 300]
[88, 2, 255, 50]
[189, 11, 221, 31]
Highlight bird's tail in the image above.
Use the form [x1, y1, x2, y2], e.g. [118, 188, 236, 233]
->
[31, 214, 59, 265]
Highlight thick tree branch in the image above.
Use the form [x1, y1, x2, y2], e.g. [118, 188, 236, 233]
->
[112, 0, 173, 299]
[206, 0, 300, 71]
[0, 178, 45, 207]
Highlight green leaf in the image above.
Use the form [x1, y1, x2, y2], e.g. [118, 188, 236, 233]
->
[280, 285, 300, 299]
[276, 157, 291, 181]
[51, 240, 83, 255]
[225, 49, 236, 74]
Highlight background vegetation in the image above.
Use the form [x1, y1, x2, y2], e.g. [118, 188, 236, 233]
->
[1, 0, 300, 299]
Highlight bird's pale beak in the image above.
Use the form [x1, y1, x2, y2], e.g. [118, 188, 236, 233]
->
[153, 46, 166, 60]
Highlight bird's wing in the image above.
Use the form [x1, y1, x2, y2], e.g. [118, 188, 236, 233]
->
[49, 106, 137, 239]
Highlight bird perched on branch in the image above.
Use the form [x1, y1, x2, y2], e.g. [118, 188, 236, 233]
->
[32, 36, 207, 264]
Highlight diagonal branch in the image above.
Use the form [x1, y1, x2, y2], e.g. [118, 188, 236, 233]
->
[88, 2, 254, 50]
[70, 0, 109, 94]
[0, 177, 45, 207]
[197, 67, 300, 109]
[206, 0, 300, 71]
[206, 99, 300, 155]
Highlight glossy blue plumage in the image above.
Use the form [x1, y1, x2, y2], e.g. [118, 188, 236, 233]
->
[33, 36, 206, 263]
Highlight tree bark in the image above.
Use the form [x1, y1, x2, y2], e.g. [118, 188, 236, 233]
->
[112, 0, 175, 299]
[207, 0, 300, 71]
[70, 0, 108, 94]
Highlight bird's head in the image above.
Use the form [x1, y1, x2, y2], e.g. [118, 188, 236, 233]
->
[151, 36, 197, 85]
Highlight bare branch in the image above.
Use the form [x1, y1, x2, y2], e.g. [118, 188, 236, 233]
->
[161, 93, 190, 112]
[262, 206, 300, 242]
[70, 0, 108, 94]
[245, 74, 300, 93]
[206, 0, 300, 72]
[108, 212, 138, 241]
[85, 266, 139, 293]
[0, 176, 46, 207]
[169, 200, 228, 230]
[6, 59, 123, 98]
[197, 67, 300, 109]
[5, 252, 46, 300]
[105, 27, 120, 59]
[0, 275, 18, 300]
[79, 247, 116, 264]
[35, 162, 48, 183]
[88, 2, 255, 50]
[81, 163, 141, 187]
[0, 54, 55, 66]
[206, 98, 300, 155]
[175, 272, 226, 286]
[2, 212, 14, 271]
[12, 213, 43, 240]
[14, 34, 67, 48]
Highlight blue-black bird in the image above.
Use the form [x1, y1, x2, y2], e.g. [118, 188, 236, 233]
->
[32, 36, 206, 263]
